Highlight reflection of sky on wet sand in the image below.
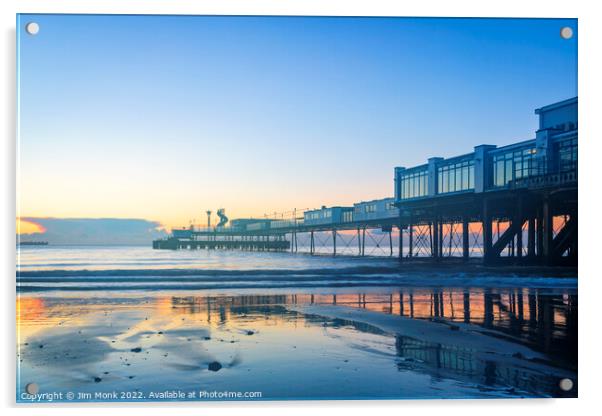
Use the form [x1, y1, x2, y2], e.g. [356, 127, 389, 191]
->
[17, 287, 577, 401]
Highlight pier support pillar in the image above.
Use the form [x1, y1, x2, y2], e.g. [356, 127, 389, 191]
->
[439, 218, 442, 258]
[462, 218, 470, 261]
[536, 206, 544, 258]
[542, 196, 554, 263]
[429, 221, 435, 257]
[482, 198, 493, 263]
[333, 230, 337, 256]
[398, 225, 403, 260]
[436, 220, 441, 258]
[361, 227, 366, 256]
[408, 223, 413, 258]
[429, 222, 436, 259]
[447, 221, 453, 257]
[528, 217, 536, 258]
[516, 198, 524, 259]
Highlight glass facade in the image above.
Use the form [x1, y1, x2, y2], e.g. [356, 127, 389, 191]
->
[342, 210, 353, 222]
[492, 147, 538, 187]
[399, 169, 428, 199]
[364, 203, 376, 213]
[437, 159, 475, 194]
[557, 136, 577, 172]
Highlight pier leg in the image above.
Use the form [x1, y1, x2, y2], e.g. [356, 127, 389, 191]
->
[361, 227, 366, 256]
[439, 218, 442, 257]
[398, 225, 403, 260]
[310, 231, 314, 255]
[482, 198, 493, 263]
[333, 230, 337, 256]
[508, 222, 514, 257]
[429, 222, 435, 258]
[408, 223, 413, 258]
[528, 217, 536, 258]
[448, 221, 453, 257]
[542, 196, 554, 263]
[357, 228, 361, 255]
[516, 200, 523, 259]
[389, 229, 393, 257]
[462, 218, 469, 260]
[536, 207, 544, 258]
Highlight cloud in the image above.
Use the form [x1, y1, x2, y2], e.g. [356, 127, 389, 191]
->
[17, 217, 168, 245]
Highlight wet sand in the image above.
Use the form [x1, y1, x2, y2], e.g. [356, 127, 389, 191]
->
[17, 286, 577, 402]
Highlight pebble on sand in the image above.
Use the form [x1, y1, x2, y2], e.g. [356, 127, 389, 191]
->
[208, 361, 222, 372]
[131, 347, 142, 353]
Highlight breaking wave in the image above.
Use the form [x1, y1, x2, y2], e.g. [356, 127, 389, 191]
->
[17, 265, 577, 292]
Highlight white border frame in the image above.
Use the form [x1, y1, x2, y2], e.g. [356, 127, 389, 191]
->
[2, 1, 600, 414]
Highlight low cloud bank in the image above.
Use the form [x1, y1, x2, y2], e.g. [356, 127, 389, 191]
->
[18, 218, 168, 245]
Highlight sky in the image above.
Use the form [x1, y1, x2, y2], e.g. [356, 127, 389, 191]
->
[17, 15, 577, 232]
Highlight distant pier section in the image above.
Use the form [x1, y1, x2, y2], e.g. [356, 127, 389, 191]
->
[154, 97, 578, 266]
[152, 224, 290, 251]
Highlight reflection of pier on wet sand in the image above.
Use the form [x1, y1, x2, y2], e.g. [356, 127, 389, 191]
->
[17, 286, 577, 400]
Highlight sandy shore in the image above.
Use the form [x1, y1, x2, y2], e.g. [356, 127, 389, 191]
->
[17, 288, 577, 401]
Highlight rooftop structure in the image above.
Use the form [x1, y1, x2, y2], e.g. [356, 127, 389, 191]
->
[394, 97, 577, 202]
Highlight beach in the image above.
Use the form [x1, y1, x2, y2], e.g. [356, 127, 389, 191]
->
[17, 246, 578, 401]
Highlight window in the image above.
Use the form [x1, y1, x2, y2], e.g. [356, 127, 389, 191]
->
[399, 169, 428, 199]
[437, 159, 475, 194]
[492, 147, 538, 187]
[364, 204, 376, 213]
[557, 137, 577, 172]
[342, 211, 353, 222]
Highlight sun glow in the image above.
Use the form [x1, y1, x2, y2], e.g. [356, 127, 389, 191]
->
[16, 218, 47, 235]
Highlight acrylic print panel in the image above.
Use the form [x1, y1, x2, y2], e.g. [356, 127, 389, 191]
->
[16, 14, 578, 402]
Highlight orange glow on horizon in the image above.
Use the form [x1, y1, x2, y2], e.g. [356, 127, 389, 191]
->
[16, 218, 46, 235]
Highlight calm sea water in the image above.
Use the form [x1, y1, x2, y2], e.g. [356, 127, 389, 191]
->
[16, 245, 578, 401]
[17, 245, 402, 271]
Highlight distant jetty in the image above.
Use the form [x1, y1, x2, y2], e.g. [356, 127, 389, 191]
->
[18, 241, 48, 246]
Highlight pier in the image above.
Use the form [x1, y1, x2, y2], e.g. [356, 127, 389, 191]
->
[153, 97, 577, 267]
[152, 232, 289, 251]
